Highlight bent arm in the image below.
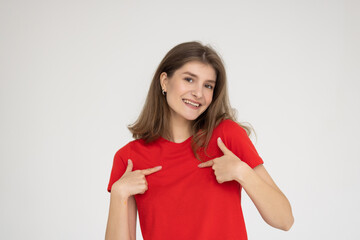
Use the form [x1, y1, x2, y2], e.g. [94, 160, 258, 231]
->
[237, 164, 294, 231]
[105, 192, 137, 240]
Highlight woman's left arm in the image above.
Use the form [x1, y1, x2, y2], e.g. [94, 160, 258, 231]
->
[198, 137, 294, 231]
[238, 164, 294, 231]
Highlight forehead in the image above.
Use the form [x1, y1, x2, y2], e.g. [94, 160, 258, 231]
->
[176, 61, 216, 81]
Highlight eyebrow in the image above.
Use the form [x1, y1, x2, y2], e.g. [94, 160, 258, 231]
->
[182, 71, 216, 83]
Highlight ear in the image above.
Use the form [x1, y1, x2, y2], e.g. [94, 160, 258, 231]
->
[160, 72, 168, 91]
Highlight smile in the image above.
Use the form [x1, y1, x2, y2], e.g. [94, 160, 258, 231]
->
[183, 99, 201, 107]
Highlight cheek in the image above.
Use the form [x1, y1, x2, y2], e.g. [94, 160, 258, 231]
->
[205, 92, 214, 105]
[169, 81, 186, 96]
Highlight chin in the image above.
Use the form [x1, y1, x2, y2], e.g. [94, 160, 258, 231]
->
[183, 111, 205, 121]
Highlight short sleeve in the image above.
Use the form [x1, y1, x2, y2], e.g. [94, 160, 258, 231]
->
[220, 120, 264, 169]
[107, 143, 132, 193]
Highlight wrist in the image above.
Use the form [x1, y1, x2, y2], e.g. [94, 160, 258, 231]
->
[111, 184, 130, 200]
[111, 190, 130, 201]
[235, 164, 253, 185]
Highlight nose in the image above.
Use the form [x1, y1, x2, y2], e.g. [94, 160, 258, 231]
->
[192, 84, 203, 98]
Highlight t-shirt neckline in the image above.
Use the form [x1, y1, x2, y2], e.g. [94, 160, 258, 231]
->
[159, 135, 193, 146]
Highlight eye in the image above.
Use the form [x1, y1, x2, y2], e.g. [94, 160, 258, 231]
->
[184, 77, 193, 82]
[205, 84, 214, 90]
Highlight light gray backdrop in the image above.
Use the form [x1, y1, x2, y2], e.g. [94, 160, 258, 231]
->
[1, 0, 359, 239]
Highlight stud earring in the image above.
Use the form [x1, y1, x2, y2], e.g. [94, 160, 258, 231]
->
[162, 89, 166, 96]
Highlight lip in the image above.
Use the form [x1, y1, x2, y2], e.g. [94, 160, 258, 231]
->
[182, 98, 202, 106]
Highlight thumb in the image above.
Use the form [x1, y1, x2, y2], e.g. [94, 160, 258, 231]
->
[217, 137, 230, 154]
[125, 159, 133, 172]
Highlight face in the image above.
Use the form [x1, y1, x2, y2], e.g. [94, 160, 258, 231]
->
[160, 61, 217, 124]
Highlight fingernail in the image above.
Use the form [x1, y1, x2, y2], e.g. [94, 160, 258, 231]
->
[218, 137, 222, 142]
[198, 164, 203, 167]
[156, 166, 162, 170]
[128, 159, 131, 164]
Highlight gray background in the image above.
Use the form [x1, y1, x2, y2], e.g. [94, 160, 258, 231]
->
[1, 0, 359, 239]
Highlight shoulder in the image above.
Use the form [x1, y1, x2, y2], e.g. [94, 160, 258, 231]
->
[214, 119, 253, 151]
[114, 138, 154, 157]
[215, 119, 248, 137]
[113, 140, 138, 162]
[215, 119, 263, 167]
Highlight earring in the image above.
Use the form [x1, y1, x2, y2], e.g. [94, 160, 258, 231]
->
[162, 89, 166, 96]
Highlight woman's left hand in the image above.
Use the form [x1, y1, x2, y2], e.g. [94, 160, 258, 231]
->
[198, 137, 251, 184]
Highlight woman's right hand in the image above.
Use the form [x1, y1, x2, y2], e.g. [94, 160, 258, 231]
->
[111, 159, 162, 198]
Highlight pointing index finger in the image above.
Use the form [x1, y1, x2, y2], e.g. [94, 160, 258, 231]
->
[141, 166, 162, 175]
[198, 160, 214, 168]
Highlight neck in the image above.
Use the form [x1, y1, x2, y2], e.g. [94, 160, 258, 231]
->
[168, 114, 192, 143]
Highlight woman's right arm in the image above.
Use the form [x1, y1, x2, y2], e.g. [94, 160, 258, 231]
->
[105, 159, 162, 240]
[105, 192, 137, 240]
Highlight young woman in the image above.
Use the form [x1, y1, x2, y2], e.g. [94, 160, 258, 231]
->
[105, 41, 294, 240]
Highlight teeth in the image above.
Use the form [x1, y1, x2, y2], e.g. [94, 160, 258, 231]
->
[183, 99, 200, 107]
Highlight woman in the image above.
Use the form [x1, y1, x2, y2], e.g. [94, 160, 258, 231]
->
[105, 41, 294, 240]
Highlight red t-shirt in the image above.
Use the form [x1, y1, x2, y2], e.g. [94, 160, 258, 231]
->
[107, 119, 264, 240]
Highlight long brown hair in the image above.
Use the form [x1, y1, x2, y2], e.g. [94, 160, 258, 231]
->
[127, 41, 254, 161]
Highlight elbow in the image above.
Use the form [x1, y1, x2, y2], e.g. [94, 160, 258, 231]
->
[264, 213, 294, 231]
[281, 215, 294, 231]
